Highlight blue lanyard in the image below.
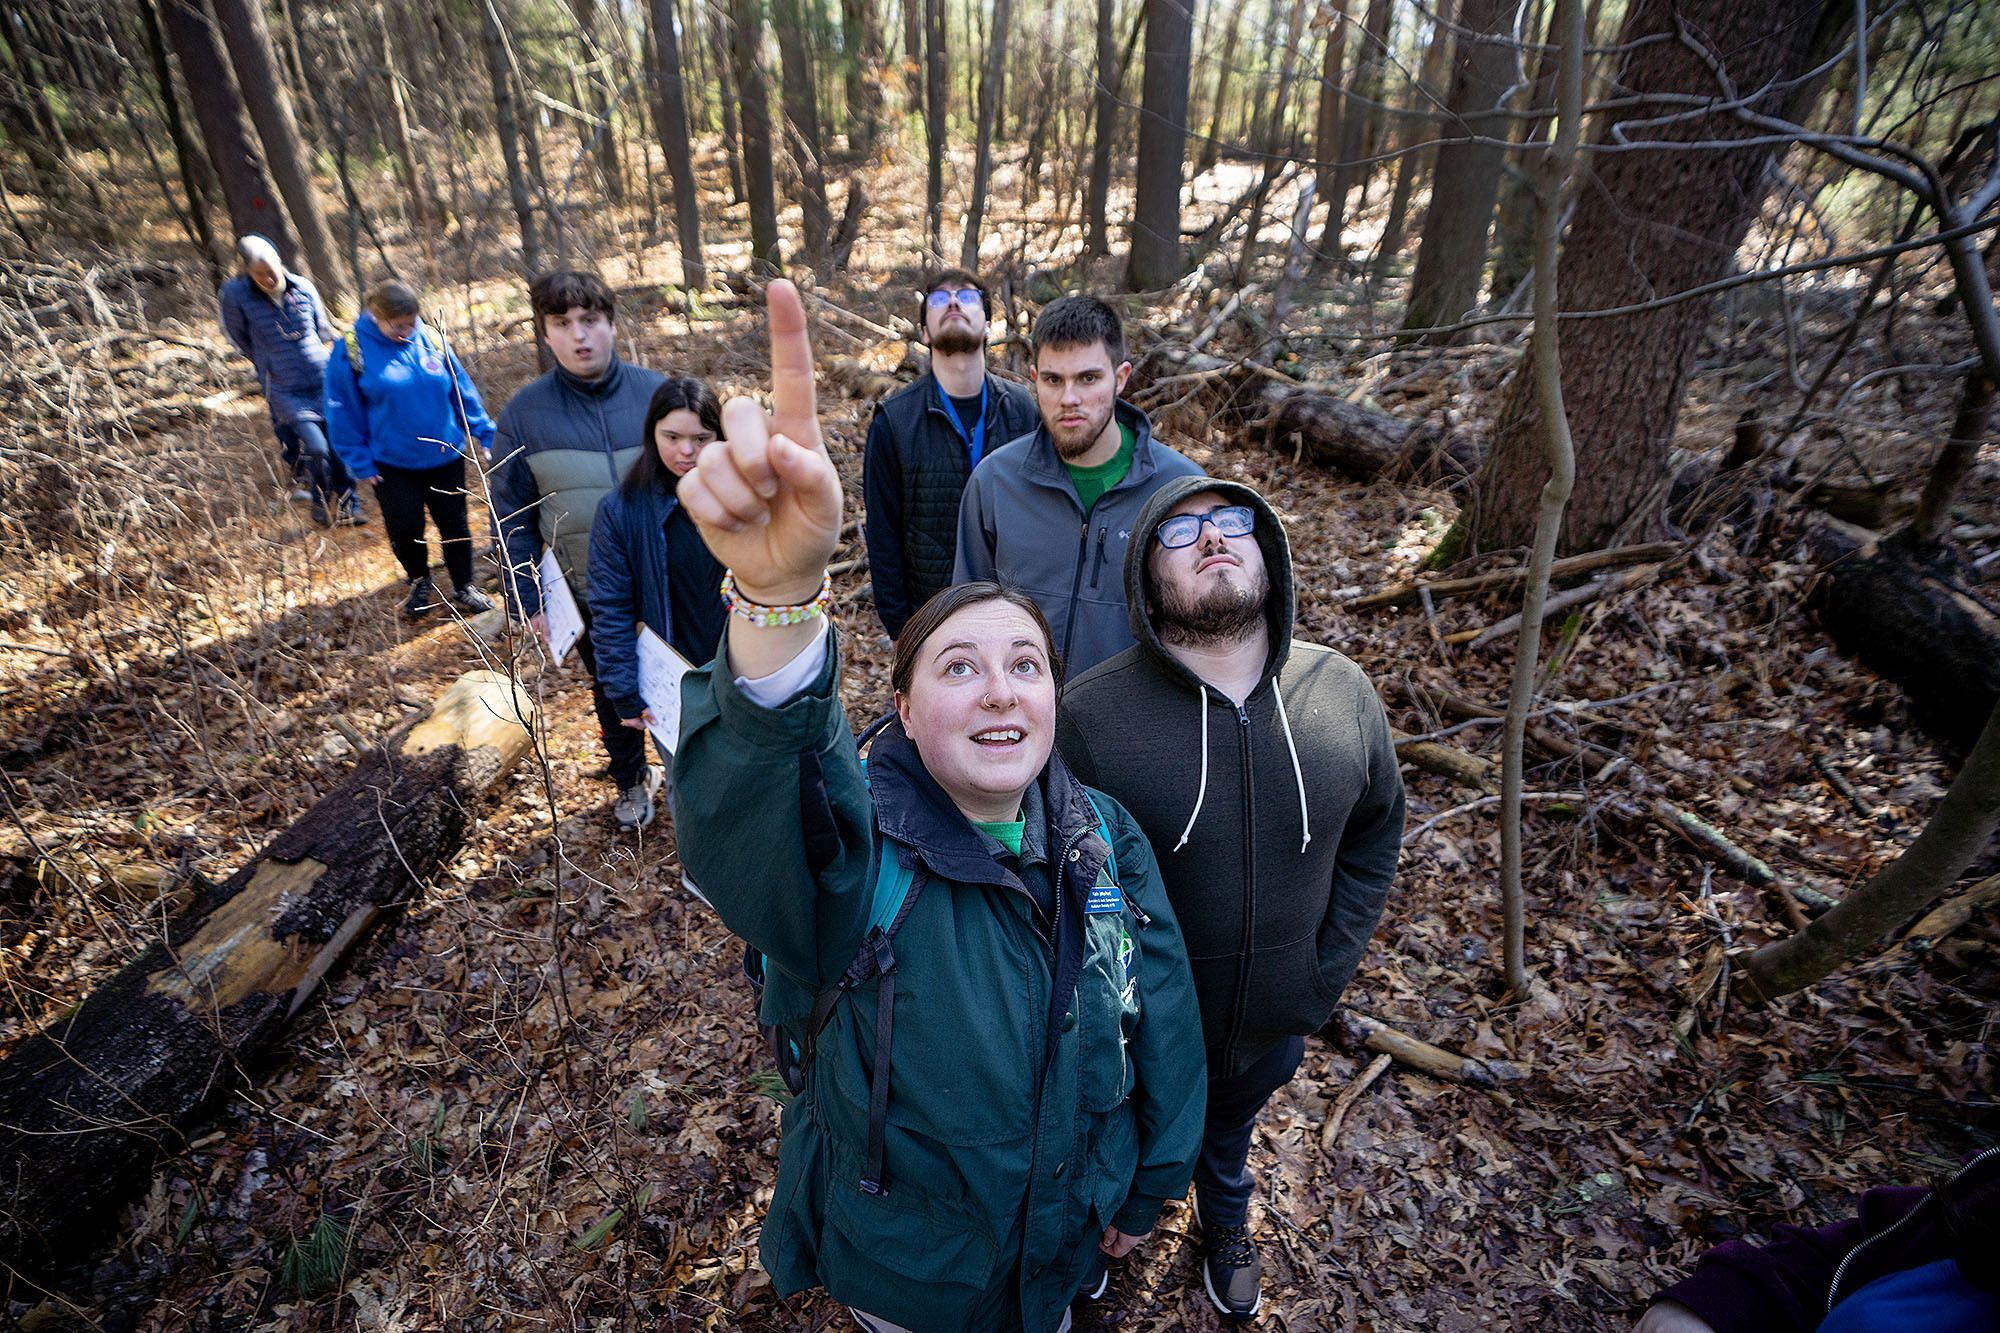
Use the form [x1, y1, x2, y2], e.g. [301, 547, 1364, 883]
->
[935, 376, 989, 467]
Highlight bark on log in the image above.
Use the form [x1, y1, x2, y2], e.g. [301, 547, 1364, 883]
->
[1331, 1011, 1528, 1086]
[0, 671, 534, 1270]
[1807, 517, 2000, 755]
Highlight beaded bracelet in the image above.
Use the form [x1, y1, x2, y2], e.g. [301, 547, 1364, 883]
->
[720, 570, 834, 627]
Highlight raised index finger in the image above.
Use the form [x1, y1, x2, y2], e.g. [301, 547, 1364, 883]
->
[764, 279, 822, 454]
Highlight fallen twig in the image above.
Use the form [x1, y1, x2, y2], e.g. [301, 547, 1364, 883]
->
[1457, 563, 1663, 649]
[1319, 1053, 1392, 1152]
[1337, 1012, 1529, 1087]
[1344, 542, 1679, 612]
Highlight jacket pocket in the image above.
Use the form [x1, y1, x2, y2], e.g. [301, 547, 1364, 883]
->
[1079, 910, 1142, 1112]
[817, 1140, 1000, 1320]
[1243, 928, 1337, 1039]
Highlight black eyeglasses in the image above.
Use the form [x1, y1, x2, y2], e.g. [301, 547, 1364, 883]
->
[1155, 505, 1254, 549]
[926, 288, 983, 310]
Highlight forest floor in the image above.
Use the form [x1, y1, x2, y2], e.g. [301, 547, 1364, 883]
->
[2, 152, 1997, 1332]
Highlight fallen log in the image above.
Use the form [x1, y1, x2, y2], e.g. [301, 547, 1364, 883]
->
[1901, 871, 2000, 950]
[1393, 729, 1499, 793]
[1346, 542, 1680, 613]
[1807, 518, 2000, 755]
[0, 670, 535, 1271]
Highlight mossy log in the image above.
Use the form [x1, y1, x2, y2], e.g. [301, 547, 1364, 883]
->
[0, 670, 534, 1271]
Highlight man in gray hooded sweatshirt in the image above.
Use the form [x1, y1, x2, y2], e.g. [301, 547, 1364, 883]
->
[1055, 477, 1404, 1320]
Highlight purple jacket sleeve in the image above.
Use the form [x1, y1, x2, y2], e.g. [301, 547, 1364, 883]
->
[1656, 1186, 1929, 1333]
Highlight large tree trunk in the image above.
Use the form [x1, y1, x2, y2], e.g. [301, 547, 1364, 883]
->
[208, 0, 346, 308]
[1232, 0, 1307, 289]
[1126, 0, 1194, 290]
[960, 0, 1012, 267]
[0, 671, 534, 1270]
[730, 0, 783, 271]
[1458, 0, 1842, 555]
[138, 0, 222, 266]
[773, 0, 833, 262]
[368, 1, 435, 268]
[155, 0, 297, 264]
[1399, 0, 1514, 339]
[483, 0, 543, 274]
[568, 0, 626, 203]
[1309, 0, 1349, 240]
[1083, 0, 1117, 255]
[648, 0, 706, 288]
[901, 0, 923, 107]
[922, 0, 947, 257]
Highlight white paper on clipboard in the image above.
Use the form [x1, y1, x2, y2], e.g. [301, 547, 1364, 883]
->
[539, 549, 584, 664]
[636, 623, 693, 754]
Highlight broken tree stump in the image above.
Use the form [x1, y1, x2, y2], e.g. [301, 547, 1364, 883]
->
[0, 670, 535, 1271]
[1807, 517, 2000, 755]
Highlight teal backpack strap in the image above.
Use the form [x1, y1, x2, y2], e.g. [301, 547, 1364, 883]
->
[1081, 788, 1118, 883]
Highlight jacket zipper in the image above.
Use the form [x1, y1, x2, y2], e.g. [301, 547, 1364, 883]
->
[1825, 1146, 2000, 1311]
[1220, 702, 1256, 1069]
[1061, 513, 1090, 665]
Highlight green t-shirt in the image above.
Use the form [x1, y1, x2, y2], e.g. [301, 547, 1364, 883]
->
[973, 815, 1026, 857]
[1065, 422, 1135, 514]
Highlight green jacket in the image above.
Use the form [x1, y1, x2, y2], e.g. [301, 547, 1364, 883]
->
[673, 628, 1206, 1333]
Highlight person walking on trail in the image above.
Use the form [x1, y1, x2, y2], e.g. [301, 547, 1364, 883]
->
[671, 280, 1206, 1332]
[583, 376, 728, 828]
[954, 294, 1205, 677]
[324, 280, 498, 620]
[217, 235, 361, 525]
[861, 265, 1039, 641]
[490, 270, 669, 831]
[1056, 478, 1405, 1320]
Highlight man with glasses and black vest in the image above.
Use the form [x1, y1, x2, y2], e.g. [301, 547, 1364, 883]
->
[861, 267, 1040, 640]
[1056, 478, 1404, 1320]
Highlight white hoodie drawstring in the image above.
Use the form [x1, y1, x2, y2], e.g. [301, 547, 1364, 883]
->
[1272, 688, 1312, 852]
[1172, 684, 1211, 852]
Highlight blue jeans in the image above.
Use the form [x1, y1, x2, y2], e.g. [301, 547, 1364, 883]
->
[1193, 1035, 1307, 1230]
[275, 420, 353, 503]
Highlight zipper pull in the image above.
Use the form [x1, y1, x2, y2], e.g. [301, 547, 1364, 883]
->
[1128, 900, 1154, 928]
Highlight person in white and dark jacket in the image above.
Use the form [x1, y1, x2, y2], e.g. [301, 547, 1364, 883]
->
[1055, 476, 1405, 1320]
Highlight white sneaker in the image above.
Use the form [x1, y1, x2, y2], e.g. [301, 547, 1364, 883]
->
[614, 765, 665, 830]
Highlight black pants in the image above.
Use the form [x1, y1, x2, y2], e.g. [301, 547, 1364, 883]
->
[276, 420, 353, 503]
[1193, 1035, 1307, 1230]
[375, 457, 473, 591]
[572, 602, 649, 791]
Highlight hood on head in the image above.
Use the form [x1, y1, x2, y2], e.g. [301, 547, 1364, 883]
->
[1123, 474, 1297, 688]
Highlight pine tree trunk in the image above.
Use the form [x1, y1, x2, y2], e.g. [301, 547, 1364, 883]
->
[138, 0, 221, 265]
[1127, 0, 1194, 289]
[1399, 0, 1514, 339]
[569, 0, 626, 203]
[731, 0, 783, 270]
[208, 0, 347, 308]
[648, 0, 706, 287]
[1310, 1, 1349, 247]
[1320, 0, 1390, 257]
[840, 0, 883, 152]
[709, 2, 747, 202]
[902, 0, 924, 107]
[773, 0, 833, 262]
[155, 0, 298, 264]
[1371, 0, 1454, 277]
[1232, 0, 1307, 289]
[960, 0, 1011, 266]
[1460, 0, 1841, 555]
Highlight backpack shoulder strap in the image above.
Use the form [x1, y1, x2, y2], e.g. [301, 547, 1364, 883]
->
[420, 324, 444, 353]
[343, 329, 362, 375]
[1081, 788, 1118, 882]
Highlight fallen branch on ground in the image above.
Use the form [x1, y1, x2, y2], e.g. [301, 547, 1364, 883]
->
[1335, 1011, 1530, 1086]
[1320, 1053, 1393, 1151]
[1345, 542, 1680, 613]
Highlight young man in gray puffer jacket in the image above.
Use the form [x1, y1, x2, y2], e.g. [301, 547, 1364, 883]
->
[1056, 476, 1404, 1320]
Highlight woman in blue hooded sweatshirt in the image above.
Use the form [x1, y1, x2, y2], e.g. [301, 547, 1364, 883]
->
[326, 281, 499, 618]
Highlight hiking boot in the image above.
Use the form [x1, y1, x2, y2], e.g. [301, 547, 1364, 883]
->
[403, 576, 438, 619]
[451, 584, 495, 614]
[334, 493, 369, 526]
[614, 765, 665, 830]
[1198, 1214, 1263, 1320]
[1074, 1251, 1109, 1304]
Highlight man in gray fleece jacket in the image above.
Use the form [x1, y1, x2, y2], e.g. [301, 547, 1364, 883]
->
[1056, 476, 1404, 1320]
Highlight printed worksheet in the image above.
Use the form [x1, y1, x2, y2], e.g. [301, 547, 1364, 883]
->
[636, 623, 693, 754]
[539, 549, 583, 664]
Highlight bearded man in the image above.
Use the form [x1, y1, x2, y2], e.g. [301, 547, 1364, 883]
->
[1055, 478, 1405, 1320]
[862, 267, 1040, 640]
[954, 295, 1204, 676]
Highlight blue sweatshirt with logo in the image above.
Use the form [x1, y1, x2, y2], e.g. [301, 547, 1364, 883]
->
[324, 310, 497, 479]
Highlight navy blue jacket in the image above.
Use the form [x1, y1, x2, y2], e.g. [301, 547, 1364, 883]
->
[217, 273, 334, 429]
[585, 478, 727, 719]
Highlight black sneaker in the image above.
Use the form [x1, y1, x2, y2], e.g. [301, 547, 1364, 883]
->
[1198, 1212, 1262, 1319]
[1074, 1251, 1109, 1304]
[403, 576, 438, 619]
[451, 584, 495, 614]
